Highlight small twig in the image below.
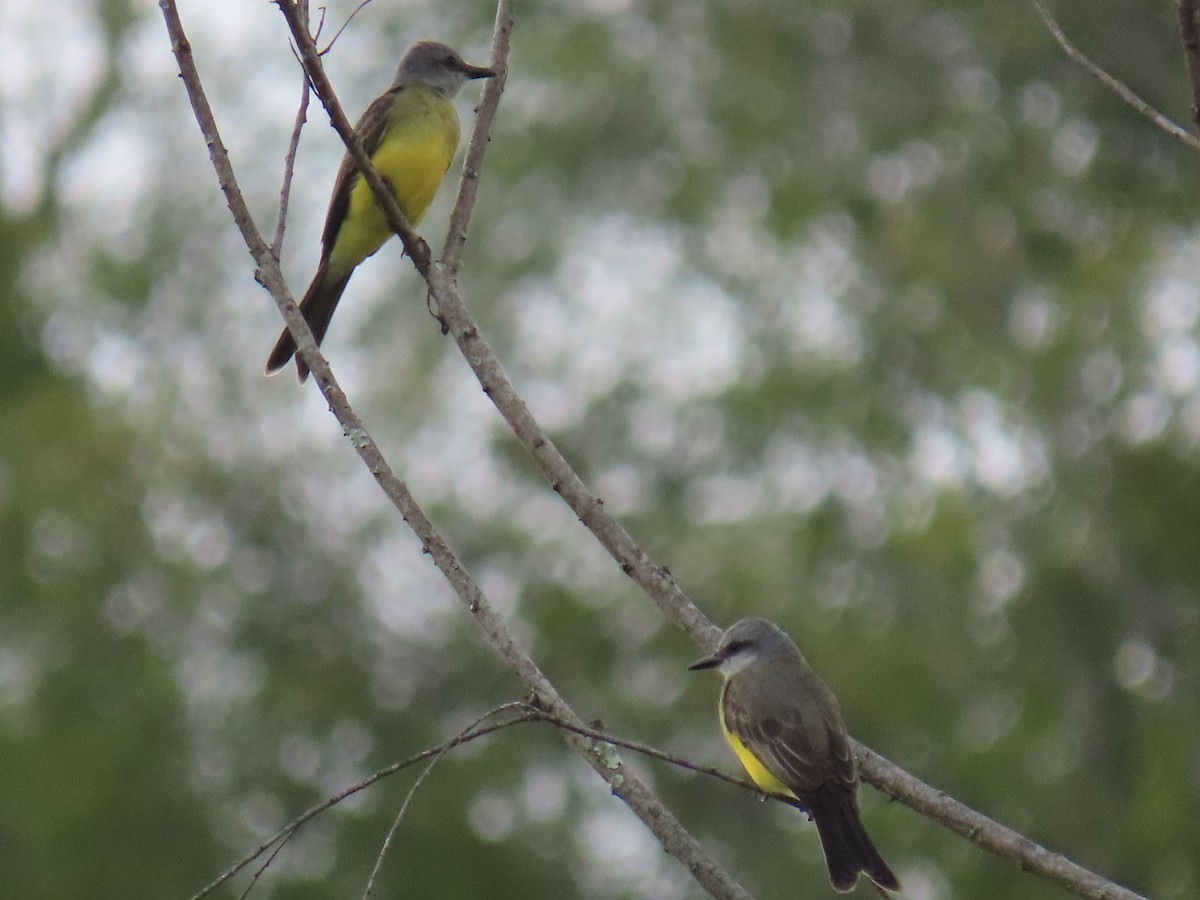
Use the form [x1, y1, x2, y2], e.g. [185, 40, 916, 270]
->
[188, 707, 541, 900]
[221, 700, 1144, 900]
[272, 5, 311, 262]
[1030, 0, 1200, 151]
[440, 2, 514, 276]
[238, 831, 296, 900]
[192, 700, 787, 900]
[1179, 0, 1200, 133]
[322, 0, 372, 55]
[361, 702, 530, 898]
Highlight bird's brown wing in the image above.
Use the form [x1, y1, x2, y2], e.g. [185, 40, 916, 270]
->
[319, 85, 404, 254]
[722, 669, 857, 797]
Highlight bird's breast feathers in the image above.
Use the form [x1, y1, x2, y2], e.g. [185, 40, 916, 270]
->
[345, 87, 460, 222]
[374, 86, 461, 216]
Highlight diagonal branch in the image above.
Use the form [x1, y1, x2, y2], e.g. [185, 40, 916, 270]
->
[857, 746, 1146, 900]
[274, 2, 719, 644]
[441, 2, 513, 275]
[361, 703, 531, 899]
[1031, 0, 1200, 151]
[187, 704, 542, 900]
[272, 39, 310, 262]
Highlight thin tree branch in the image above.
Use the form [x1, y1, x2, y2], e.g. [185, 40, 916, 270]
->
[208, 697, 1153, 900]
[1031, 0, 1200, 151]
[361, 702, 531, 899]
[194, 699, 800, 900]
[440, 2, 513, 275]
[273, 0, 719, 659]
[162, 4, 750, 898]
[321, 0, 372, 55]
[423, 32, 1153, 900]
[188, 705, 541, 900]
[272, 35, 310, 262]
[1179, 0, 1200, 134]
[857, 746, 1146, 900]
[238, 834, 292, 900]
[273, 1, 725, 652]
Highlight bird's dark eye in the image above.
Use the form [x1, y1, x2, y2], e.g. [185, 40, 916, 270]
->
[724, 639, 747, 654]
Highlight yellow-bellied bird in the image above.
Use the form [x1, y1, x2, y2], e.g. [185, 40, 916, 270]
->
[689, 618, 900, 894]
[266, 41, 494, 381]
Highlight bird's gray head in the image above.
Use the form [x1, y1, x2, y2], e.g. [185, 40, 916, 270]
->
[687, 618, 802, 678]
[393, 40, 495, 98]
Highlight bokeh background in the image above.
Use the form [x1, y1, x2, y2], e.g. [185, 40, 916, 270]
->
[3, 0, 1198, 897]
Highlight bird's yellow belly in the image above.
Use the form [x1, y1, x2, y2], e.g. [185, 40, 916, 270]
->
[327, 89, 459, 277]
[332, 139, 450, 267]
[720, 708, 797, 799]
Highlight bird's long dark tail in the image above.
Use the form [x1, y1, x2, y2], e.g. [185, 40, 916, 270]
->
[265, 257, 352, 383]
[806, 787, 900, 894]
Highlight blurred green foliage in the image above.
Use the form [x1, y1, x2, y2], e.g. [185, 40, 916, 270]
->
[2, 1, 1199, 898]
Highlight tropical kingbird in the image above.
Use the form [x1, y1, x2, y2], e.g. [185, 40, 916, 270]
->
[266, 40, 495, 381]
[689, 618, 899, 894]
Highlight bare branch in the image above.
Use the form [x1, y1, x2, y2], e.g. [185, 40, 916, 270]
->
[238, 834, 292, 900]
[198, 700, 780, 900]
[158, 0, 336, 388]
[281, 0, 720, 650]
[440, 2, 514, 275]
[188, 704, 540, 900]
[216, 700, 1151, 900]
[1031, 0, 1200, 151]
[361, 702, 531, 898]
[272, 36, 310, 261]
[857, 746, 1147, 900]
[322, 0, 373, 55]
[192, 699, 802, 900]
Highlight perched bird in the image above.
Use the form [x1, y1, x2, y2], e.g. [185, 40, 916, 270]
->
[689, 617, 900, 893]
[266, 40, 494, 381]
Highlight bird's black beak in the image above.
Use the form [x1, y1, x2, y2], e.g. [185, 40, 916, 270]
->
[688, 650, 723, 671]
[462, 62, 497, 80]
